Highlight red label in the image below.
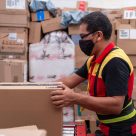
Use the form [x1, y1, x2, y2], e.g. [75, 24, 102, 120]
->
[78, 1, 87, 11]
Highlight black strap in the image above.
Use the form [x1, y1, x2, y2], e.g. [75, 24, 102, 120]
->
[94, 48, 118, 96]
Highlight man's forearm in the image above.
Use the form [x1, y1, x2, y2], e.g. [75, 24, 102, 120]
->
[57, 77, 74, 89]
[73, 93, 124, 115]
[57, 73, 86, 89]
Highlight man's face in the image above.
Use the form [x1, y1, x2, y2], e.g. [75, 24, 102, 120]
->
[79, 23, 105, 56]
[79, 23, 94, 41]
[79, 23, 103, 42]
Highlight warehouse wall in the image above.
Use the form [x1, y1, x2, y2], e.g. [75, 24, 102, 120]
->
[52, 0, 136, 9]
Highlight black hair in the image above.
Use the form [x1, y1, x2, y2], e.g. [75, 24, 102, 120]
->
[80, 11, 112, 40]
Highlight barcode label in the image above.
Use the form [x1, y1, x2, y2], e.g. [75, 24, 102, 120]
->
[119, 29, 136, 39]
[6, 0, 25, 9]
[130, 29, 136, 39]
[119, 29, 130, 39]
[8, 33, 17, 40]
[124, 10, 136, 19]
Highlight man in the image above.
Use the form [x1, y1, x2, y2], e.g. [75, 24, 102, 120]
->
[51, 11, 136, 136]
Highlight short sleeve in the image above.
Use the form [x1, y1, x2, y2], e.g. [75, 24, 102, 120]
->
[75, 60, 88, 79]
[102, 58, 130, 96]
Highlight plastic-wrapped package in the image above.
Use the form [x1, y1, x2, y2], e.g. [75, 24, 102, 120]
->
[29, 31, 75, 82]
[61, 10, 89, 27]
[29, 0, 57, 17]
[29, 0, 47, 11]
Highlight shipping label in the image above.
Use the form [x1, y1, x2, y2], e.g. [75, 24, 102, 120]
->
[8, 33, 17, 40]
[6, 0, 25, 9]
[130, 29, 136, 39]
[124, 10, 136, 19]
[119, 29, 130, 39]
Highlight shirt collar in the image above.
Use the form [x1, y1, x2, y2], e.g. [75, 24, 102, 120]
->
[93, 42, 115, 64]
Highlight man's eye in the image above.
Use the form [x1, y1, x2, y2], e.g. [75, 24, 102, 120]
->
[80, 34, 85, 39]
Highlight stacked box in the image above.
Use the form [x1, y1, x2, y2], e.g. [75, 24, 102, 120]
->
[0, 0, 30, 27]
[115, 8, 136, 83]
[0, 27, 28, 60]
[0, 0, 29, 82]
[29, 8, 64, 44]
[0, 59, 27, 82]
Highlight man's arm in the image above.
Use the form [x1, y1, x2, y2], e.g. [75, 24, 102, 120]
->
[58, 73, 86, 89]
[51, 85, 125, 115]
[58, 60, 88, 88]
[51, 58, 129, 115]
[74, 93, 125, 115]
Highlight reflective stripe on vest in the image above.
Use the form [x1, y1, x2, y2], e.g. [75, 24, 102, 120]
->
[87, 47, 134, 124]
[87, 47, 133, 78]
[87, 56, 94, 92]
[99, 100, 136, 124]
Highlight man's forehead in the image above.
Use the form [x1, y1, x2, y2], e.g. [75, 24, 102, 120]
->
[79, 23, 89, 34]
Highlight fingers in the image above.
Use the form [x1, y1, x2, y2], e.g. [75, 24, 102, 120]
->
[51, 97, 64, 108]
[51, 90, 64, 108]
[56, 104, 64, 108]
[57, 83, 66, 90]
[51, 90, 63, 96]
[52, 101, 64, 108]
[51, 95, 63, 101]
[50, 85, 70, 108]
[52, 100, 64, 106]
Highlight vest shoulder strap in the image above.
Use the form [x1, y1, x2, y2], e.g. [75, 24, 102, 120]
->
[98, 47, 134, 78]
[87, 56, 94, 72]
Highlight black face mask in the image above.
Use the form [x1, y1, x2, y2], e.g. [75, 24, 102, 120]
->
[79, 39, 95, 56]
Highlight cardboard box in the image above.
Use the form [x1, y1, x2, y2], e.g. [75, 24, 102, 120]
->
[29, 22, 42, 44]
[0, 59, 27, 82]
[31, 11, 52, 22]
[0, 0, 30, 27]
[110, 21, 117, 43]
[130, 20, 136, 28]
[117, 39, 136, 55]
[122, 7, 136, 20]
[121, 19, 130, 24]
[0, 83, 62, 136]
[128, 55, 136, 67]
[105, 12, 122, 22]
[0, 52, 28, 60]
[62, 7, 76, 12]
[0, 126, 47, 136]
[114, 19, 122, 30]
[117, 24, 136, 55]
[0, 10, 30, 27]
[88, 7, 102, 12]
[77, 1, 88, 11]
[68, 25, 80, 35]
[41, 17, 64, 33]
[56, 8, 62, 17]
[0, 130, 46, 136]
[0, 27, 28, 59]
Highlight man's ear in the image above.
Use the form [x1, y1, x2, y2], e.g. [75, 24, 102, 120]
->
[97, 31, 103, 41]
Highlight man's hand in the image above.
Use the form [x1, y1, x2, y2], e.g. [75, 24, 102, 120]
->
[51, 84, 76, 108]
